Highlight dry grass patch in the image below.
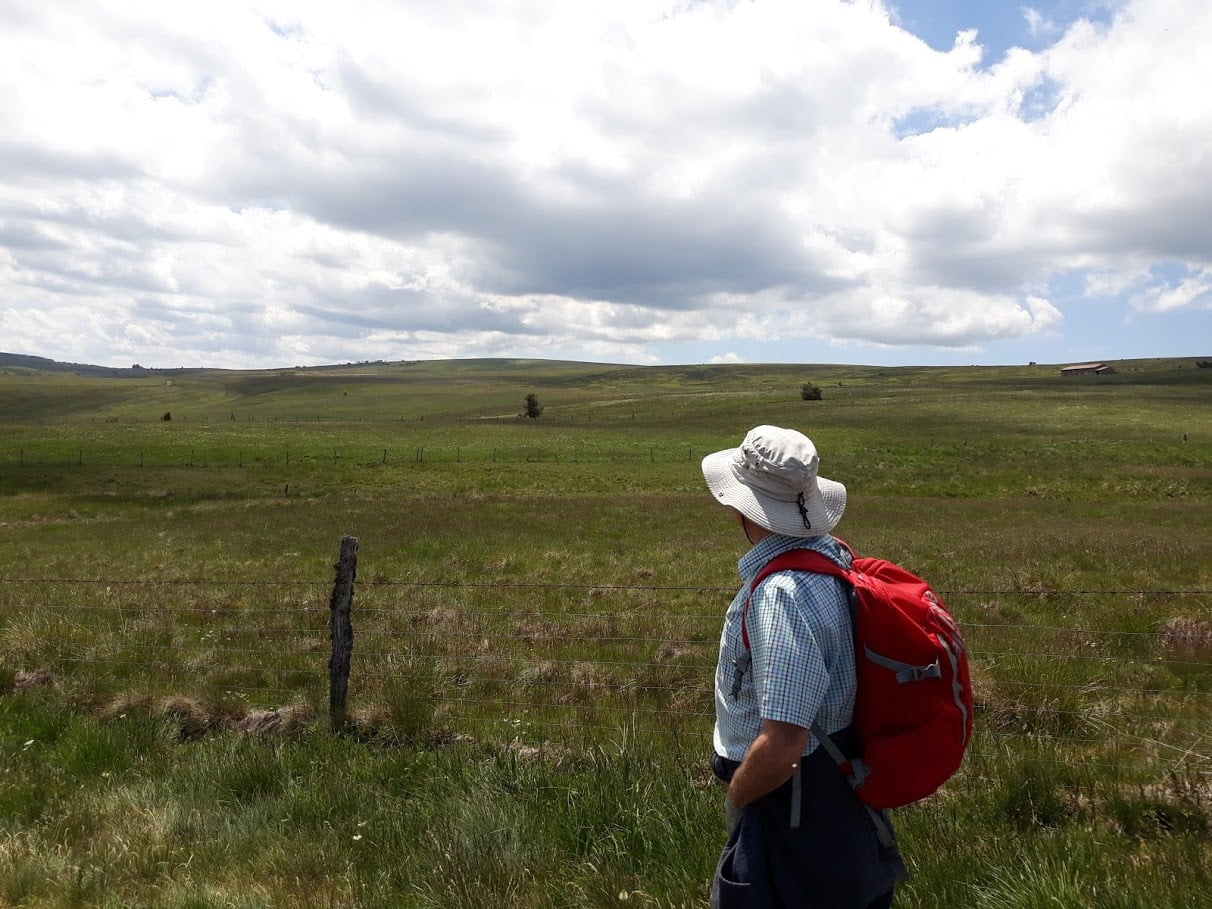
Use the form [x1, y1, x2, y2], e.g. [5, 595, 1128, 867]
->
[1158, 615, 1212, 659]
[510, 619, 561, 641]
[11, 668, 53, 692]
[654, 642, 697, 662]
[93, 692, 316, 740]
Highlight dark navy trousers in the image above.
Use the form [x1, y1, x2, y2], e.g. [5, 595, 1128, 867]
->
[710, 730, 904, 909]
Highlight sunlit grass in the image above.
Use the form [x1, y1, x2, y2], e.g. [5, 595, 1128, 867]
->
[1, 357, 1209, 906]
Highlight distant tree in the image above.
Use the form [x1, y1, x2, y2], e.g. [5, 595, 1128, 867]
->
[800, 382, 823, 401]
[524, 393, 544, 419]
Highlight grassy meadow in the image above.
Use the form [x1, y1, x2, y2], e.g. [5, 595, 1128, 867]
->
[1, 356, 1210, 907]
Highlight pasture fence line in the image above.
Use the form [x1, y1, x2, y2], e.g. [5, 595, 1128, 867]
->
[18, 434, 1151, 471]
[8, 443, 709, 469]
[65, 411, 718, 426]
[1, 538, 1209, 783]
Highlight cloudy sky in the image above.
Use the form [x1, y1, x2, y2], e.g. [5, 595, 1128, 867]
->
[1, 0, 1209, 369]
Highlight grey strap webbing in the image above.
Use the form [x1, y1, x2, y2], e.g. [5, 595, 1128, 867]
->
[809, 723, 897, 849]
[790, 764, 802, 828]
[864, 646, 941, 683]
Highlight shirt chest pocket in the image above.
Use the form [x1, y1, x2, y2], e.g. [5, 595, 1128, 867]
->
[729, 647, 752, 699]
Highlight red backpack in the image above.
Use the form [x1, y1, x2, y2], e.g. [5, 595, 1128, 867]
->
[742, 539, 973, 811]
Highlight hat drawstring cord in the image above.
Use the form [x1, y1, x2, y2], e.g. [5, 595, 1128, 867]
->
[796, 493, 812, 531]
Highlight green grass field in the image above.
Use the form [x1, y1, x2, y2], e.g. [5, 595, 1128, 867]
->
[1, 356, 1209, 907]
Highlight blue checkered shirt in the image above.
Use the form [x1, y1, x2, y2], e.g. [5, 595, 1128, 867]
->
[713, 533, 857, 762]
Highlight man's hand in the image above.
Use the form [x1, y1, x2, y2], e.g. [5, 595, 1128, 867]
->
[728, 718, 810, 810]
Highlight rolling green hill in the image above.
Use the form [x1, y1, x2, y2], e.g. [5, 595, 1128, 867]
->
[2, 352, 1208, 424]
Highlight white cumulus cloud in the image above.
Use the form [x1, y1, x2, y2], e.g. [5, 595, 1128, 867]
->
[0, 0, 1207, 367]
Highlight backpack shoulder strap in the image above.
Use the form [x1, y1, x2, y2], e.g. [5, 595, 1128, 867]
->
[740, 539, 855, 649]
[738, 541, 899, 846]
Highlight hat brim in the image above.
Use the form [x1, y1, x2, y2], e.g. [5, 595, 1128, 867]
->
[702, 447, 846, 538]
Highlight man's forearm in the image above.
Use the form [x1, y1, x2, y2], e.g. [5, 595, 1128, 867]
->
[728, 719, 810, 810]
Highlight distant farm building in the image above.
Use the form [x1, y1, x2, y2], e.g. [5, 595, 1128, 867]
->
[1060, 362, 1116, 377]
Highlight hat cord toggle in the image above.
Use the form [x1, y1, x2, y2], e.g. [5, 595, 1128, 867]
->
[795, 492, 812, 530]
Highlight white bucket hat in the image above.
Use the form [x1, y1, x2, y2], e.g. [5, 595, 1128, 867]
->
[701, 425, 846, 538]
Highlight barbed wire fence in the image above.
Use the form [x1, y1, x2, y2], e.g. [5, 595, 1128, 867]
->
[2, 536, 1209, 783]
[14, 428, 1151, 472]
[6, 442, 714, 471]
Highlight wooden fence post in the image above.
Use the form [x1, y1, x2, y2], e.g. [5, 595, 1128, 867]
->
[328, 535, 358, 733]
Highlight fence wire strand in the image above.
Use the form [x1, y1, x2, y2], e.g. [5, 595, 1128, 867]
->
[2, 575, 1208, 780]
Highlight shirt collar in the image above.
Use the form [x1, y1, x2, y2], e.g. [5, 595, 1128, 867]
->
[737, 532, 845, 581]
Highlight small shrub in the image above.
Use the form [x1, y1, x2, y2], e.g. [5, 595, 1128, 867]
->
[800, 382, 823, 401]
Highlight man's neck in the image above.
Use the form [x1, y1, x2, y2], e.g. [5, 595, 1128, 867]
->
[741, 515, 772, 545]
